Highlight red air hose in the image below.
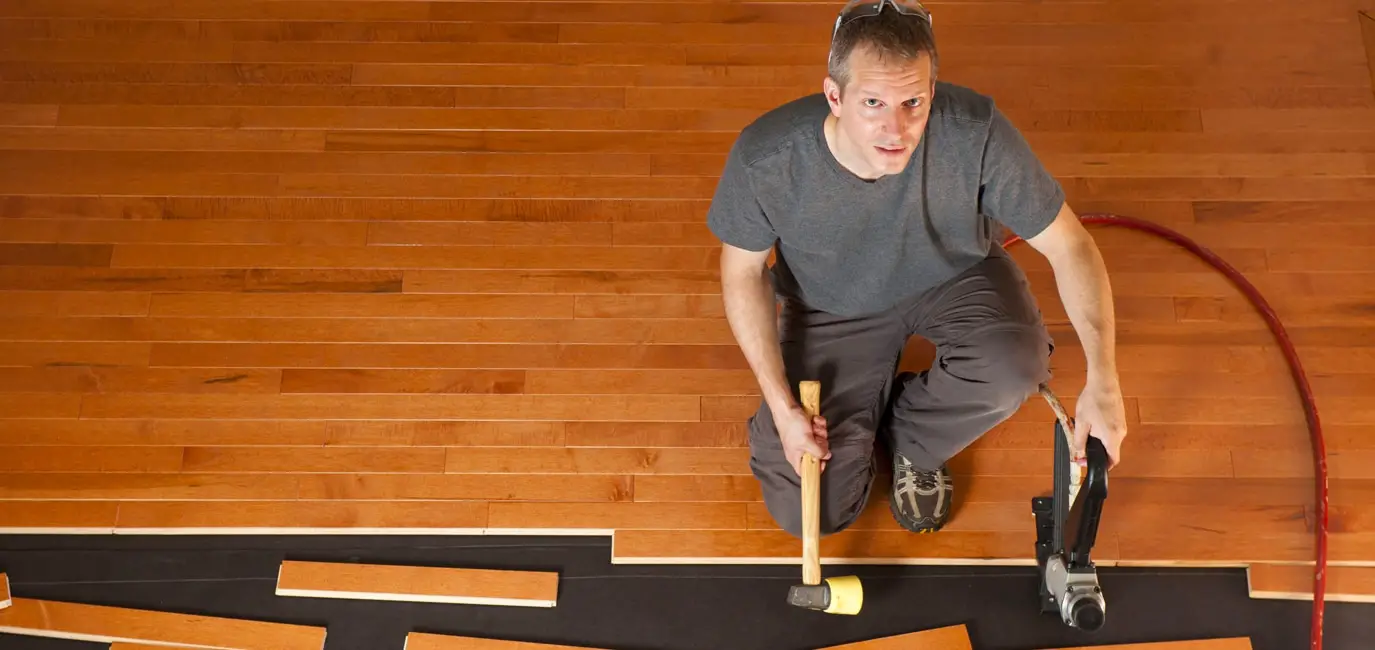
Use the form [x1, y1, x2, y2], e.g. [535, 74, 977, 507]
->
[1002, 212, 1329, 650]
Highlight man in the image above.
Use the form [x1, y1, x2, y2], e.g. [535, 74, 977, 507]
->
[706, 0, 1128, 538]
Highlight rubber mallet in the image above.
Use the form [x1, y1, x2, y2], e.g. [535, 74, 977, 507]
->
[785, 380, 863, 615]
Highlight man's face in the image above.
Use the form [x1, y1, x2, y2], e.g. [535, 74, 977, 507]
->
[824, 46, 935, 179]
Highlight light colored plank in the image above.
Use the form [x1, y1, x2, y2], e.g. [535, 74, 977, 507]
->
[0, 597, 326, 649]
[276, 560, 557, 607]
[406, 632, 610, 650]
[1248, 563, 1375, 603]
[818, 625, 972, 650]
[1042, 639, 1252, 650]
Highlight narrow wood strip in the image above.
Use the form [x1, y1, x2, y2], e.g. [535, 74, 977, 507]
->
[1248, 563, 1375, 603]
[1047, 640, 1252, 650]
[79, 393, 701, 422]
[296, 474, 632, 502]
[0, 104, 56, 126]
[116, 500, 488, 533]
[0, 291, 148, 316]
[0, 242, 111, 267]
[0, 341, 149, 366]
[443, 447, 748, 475]
[0, 446, 183, 473]
[1192, 201, 1375, 224]
[280, 369, 526, 395]
[486, 502, 747, 531]
[406, 632, 610, 650]
[0, 125, 327, 151]
[0, 216, 370, 246]
[112, 244, 721, 271]
[0, 501, 118, 532]
[0, 368, 281, 394]
[817, 625, 972, 650]
[0, 473, 301, 501]
[0, 196, 711, 223]
[0, 597, 327, 649]
[145, 343, 745, 371]
[610, 529, 1061, 565]
[181, 447, 447, 474]
[148, 294, 574, 319]
[275, 559, 557, 607]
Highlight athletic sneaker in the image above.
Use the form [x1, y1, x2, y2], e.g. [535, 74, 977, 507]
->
[889, 451, 954, 533]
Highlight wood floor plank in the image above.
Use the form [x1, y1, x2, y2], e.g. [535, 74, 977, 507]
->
[0, 597, 327, 649]
[0, 501, 117, 532]
[1044, 640, 1252, 650]
[0, 472, 300, 501]
[610, 529, 1061, 565]
[406, 632, 610, 650]
[275, 559, 558, 607]
[146, 342, 746, 370]
[817, 625, 972, 650]
[296, 474, 632, 502]
[1248, 563, 1375, 603]
[487, 502, 747, 532]
[115, 500, 489, 533]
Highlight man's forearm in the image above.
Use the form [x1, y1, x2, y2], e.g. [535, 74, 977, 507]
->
[721, 264, 797, 415]
[1049, 238, 1118, 385]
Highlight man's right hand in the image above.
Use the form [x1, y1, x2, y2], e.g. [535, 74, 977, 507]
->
[775, 405, 830, 477]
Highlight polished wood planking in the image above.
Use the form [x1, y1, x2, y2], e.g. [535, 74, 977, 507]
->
[1248, 563, 1375, 603]
[0, 0, 1367, 574]
[275, 560, 558, 607]
[0, 597, 326, 649]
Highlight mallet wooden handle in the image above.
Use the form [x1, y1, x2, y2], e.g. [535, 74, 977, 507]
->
[799, 380, 821, 587]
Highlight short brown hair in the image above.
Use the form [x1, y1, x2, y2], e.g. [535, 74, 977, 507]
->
[827, 6, 939, 91]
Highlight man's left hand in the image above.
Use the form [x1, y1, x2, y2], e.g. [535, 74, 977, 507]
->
[1073, 378, 1127, 469]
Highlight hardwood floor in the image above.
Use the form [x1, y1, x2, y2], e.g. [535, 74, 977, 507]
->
[0, 0, 1372, 574]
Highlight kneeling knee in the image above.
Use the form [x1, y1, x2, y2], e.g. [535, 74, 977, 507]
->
[968, 327, 1051, 399]
[761, 467, 871, 538]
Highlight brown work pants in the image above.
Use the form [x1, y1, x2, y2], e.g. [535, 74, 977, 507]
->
[748, 244, 1055, 538]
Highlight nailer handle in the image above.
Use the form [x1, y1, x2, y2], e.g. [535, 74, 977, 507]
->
[799, 380, 821, 586]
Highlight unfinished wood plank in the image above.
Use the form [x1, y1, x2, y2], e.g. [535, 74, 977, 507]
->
[817, 625, 972, 650]
[1248, 563, 1375, 603]
[406, 632, 610, 650]
[0, 597, 326, 649]
[1045, 640, 1252, 650]
[275, 560, 557, 607]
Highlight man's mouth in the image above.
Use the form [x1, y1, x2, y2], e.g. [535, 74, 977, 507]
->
[875, 144, 906, 155]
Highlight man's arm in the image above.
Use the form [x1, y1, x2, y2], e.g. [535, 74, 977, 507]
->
[1024, 202, 1128, 467]
[719, 243, 796, 416]
[719, 242, 831, 474]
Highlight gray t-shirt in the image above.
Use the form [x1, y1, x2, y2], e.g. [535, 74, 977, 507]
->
[706, 81, 1065, 317]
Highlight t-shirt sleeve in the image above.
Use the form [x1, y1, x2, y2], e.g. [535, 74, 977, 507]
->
[705, 137, 777, 252]
[978, 105, 1065, 239]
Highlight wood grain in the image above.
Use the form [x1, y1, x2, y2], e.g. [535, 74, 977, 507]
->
[275, 559, 558, 607]
[1247, 563, 1375, 603]
[0, 597, 327, 649]
[406, 632, 610, 650]
[0, 0, 1366, 573]
[817, 625, 972, 650]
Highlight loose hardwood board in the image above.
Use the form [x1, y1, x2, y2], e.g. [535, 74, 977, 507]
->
[1247, 563, 1375, 603]
[817, 625, 972, 650]
[0, 597, 326, 649]
[405, 632, 610, 650]
[1040, 640, 1252, 650]
[275, 559, 558, 607]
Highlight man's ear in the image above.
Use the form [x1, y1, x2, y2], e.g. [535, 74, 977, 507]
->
[823, 77, 842, 114]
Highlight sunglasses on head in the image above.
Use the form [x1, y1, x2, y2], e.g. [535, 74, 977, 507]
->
[830, 0, 933, 41]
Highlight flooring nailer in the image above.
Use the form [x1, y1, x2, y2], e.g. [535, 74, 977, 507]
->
[1032, 383, 1110, 632]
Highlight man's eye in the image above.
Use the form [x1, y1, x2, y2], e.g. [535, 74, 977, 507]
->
[907, 98, 924, 107]
[865, 99, 880, 107]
